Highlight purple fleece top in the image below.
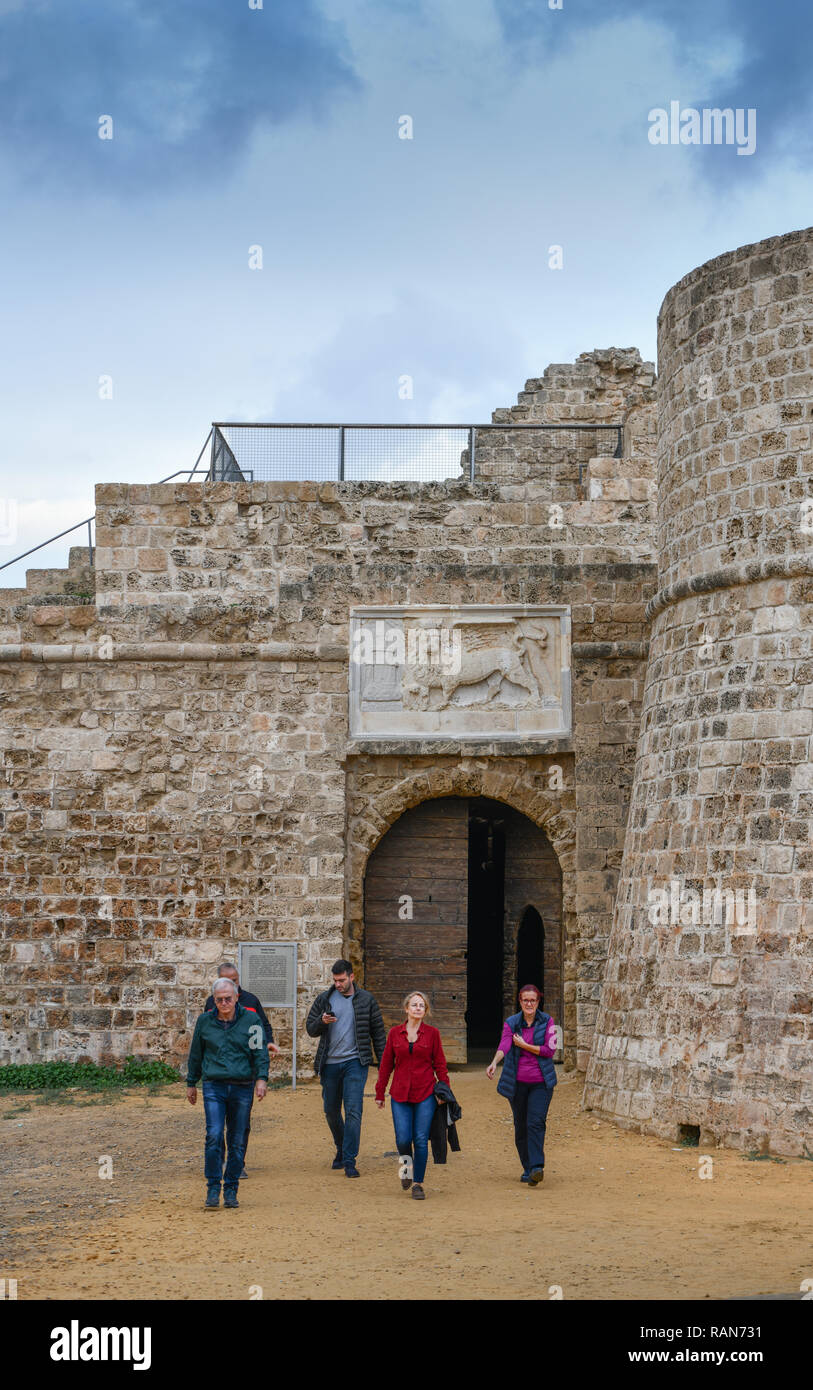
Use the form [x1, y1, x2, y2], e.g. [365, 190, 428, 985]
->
[499, 1016, 558, 1083]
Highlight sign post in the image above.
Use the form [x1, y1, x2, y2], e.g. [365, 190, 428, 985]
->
[238, 942, 299, 1089]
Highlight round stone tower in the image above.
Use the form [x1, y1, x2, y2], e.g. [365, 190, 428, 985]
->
[584, 228, 813, 1155]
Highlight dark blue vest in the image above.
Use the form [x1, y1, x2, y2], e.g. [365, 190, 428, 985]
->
[496, 1010, 557, 1097]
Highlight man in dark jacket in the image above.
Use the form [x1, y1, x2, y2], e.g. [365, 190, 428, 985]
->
[202, 960, 280, 1177]
[305, 959, 387, 1178]
[186, 977, 269, 1210]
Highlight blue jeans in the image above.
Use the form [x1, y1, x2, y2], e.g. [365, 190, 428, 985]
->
[219, 1103, 253, 1170]
[508, 1081, 553, 1174]
[391, 1095, 436, 1185]
[202, 1081, 253, 1189]
[321, 1059, 368, 1164]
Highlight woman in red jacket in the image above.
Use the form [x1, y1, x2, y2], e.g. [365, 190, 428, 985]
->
[375, 991, 449, 1200]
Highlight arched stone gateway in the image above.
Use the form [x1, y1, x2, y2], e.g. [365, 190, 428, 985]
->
[346, 766, 573, 1063]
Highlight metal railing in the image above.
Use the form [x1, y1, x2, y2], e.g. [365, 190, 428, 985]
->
[0, 429, 214, 578]
[2, 419, 625, 581]
[208, 422, 624, 483]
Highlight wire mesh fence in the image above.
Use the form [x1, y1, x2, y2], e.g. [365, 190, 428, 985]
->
[1, 422, 625, 584]
[209, 423, 623, 483]
[211, 424, 472, 482]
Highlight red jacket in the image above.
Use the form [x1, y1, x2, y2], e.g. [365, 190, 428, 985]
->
[375, 1022, 450, 1103]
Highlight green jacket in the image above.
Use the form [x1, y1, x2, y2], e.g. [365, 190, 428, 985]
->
[185, 1002, 270, 1087]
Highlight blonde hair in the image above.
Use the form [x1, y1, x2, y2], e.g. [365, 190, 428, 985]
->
[402, 991, 431, 1017]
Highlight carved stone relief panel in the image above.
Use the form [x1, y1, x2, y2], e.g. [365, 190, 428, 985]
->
[349, 605, 571, 740]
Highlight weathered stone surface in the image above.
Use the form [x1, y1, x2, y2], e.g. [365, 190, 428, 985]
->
[585, 228, 813, 1158]
[0, 350, 655, 1078]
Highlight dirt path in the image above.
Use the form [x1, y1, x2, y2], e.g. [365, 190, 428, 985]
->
[2, 1072, 811, 1301]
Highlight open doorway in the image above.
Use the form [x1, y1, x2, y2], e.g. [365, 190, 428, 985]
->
[517, 906, 545, 997]
[363, 795, 563, 1063]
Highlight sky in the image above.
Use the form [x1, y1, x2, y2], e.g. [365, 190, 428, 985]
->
[1, 0, 812, 584]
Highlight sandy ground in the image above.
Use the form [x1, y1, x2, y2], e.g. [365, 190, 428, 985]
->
[1, 1070, 811, 1301]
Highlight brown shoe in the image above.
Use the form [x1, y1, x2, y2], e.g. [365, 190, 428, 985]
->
[529, 1167, 544, 1185]
[411, 1183, 425, 1199]
[401, 1177, 413, 1190]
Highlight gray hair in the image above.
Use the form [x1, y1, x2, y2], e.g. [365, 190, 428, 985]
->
[212, 976, 238, 997]
[217, 960, 238, 974]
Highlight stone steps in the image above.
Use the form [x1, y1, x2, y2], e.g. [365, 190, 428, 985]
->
[0, 545, 95, 608]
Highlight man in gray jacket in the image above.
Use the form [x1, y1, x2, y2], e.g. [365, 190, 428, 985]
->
[305, 959, 387, 1178]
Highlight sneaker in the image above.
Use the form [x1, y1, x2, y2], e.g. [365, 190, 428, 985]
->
[411, 1183, 425, 1200]
[529, 1167, 544, 1185]
[401, 1176, 413, 1191]
[223, 1188, 240, 1208]
[332, 1153, 345, 1170]
[205, 1185, 220, 1209]
[344, 1163, 360, 1178]
[520, 1173, 531, 1183]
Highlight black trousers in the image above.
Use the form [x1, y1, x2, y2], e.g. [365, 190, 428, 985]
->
[508, 1081, 553, 1173]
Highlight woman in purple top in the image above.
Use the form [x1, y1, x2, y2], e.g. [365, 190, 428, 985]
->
[486, 983, 558, 1185]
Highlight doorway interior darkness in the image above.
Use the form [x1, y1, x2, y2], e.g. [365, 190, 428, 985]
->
[517, 906, 545, 998]
[467, 797, 506, 1049]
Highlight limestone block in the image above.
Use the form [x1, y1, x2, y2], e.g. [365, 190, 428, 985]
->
[710, 959, 740, 986]
[32, 607, 66, 626]
[629, 1092, 655, 1120]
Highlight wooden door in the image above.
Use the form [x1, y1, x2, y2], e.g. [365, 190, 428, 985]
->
[364, 797, 468, 1062]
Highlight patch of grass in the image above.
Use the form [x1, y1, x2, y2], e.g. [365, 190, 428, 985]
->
[0, 1056, 182, 1093]
[744, 1151, 787, 1164]
[34, 1088, 77, 1106]
[1, 1102, 33, 1119]
[75, 1090, 119, 1107]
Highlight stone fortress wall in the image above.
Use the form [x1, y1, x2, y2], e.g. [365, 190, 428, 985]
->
[1, 226, 810, 1156]
[585, 228, 813, 1155]
[0, 350, 656, 1077]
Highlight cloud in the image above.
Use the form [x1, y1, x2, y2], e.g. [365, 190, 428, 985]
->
[0, 0, 361, 194]
[492, 0, 813, 179]
[230, 291, 527, 425]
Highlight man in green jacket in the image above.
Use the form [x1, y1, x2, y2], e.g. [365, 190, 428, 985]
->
[186, 977, 269, 1210]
